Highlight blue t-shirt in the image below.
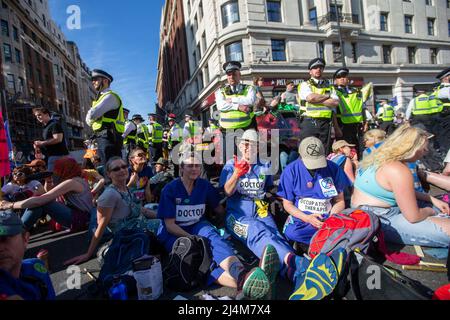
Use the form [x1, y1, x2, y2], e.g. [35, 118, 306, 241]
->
[277, 159, 351, 217]
[0, 259, 55, 300]
[219, 159, 273, 217]
[128, 166, 154, 204]
[157, 178, 220, 228]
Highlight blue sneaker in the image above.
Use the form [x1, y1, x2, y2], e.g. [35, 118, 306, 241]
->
[289, 253, 338, 300]
[328, 248, 347, 277]
[259, 244, 280, 299]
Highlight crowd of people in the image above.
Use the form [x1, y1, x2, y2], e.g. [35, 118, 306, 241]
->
[0, 59, 449, 301]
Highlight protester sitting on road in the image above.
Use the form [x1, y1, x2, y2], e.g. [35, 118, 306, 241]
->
[25, 159, 53, 191]
[64, 157, 158, 266]
[81, 157, 105, 199]
[149, 157, 173, 203]
[220, 130, 343, 300]
[157, 152, 278, 299]
[0, 211, 56, 300]
[0, 157, 93, 232]
[127, 148, 154, 205]
[328, 140, 358, 183]
[444, 149, 450, 176]
[352, 124, 450, 248]
[278, 137, 351, 246]
[362, 129, 386, 159]
[1, 166, 45, 201]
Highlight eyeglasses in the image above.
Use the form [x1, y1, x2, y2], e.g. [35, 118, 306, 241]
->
[110, 164, 128, 172]
[13, 172, 25, 177]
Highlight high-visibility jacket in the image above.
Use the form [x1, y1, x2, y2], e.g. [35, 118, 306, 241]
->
[335, 88, 364, 124]
[219, 85, 255, 129]
[379, 104, 395, 122]
[91, 90, 125, 133]
[185, 120, 203, 144]
[123, 120, 137, 145]
[137, 123, 150, 150]
[149, 122, 163, 143]
[433, 84, 449, 113]
[168, 123, 183, 148]
[412, 93, 441, 116]
[299, 79, 334, 119]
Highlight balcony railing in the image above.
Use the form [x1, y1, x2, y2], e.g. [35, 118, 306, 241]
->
[318, 13, 361, 28]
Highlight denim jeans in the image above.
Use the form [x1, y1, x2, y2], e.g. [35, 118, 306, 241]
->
[359, 205, 450, 248]
[47, 155, 66, 171]
[22, 201, 73, 230]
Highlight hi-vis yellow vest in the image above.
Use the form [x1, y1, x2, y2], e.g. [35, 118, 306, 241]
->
[168, 123, 182, 148]
[336, 88, 364, 124]
[379, 104, 394, 122]
[412, 94, 441, 116]
[149, 122, 163, 143]
[123, 121, 137, 145]
[91, 90, 125, 133]
[137, 123, 150, 149]
[433, 85, 449, 112]
[301, 79, 333, 119]
[219, 85, 255, 129]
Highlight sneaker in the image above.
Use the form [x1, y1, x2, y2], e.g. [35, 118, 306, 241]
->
[289, 253, 338, 301]
[259, 244, 280, 299]
[239, 267, 271, 300]
[328, 248, 347, 277]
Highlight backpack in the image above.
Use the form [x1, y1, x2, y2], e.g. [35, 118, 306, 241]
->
[308, 208, 380, 258]
[335, 250, 433, 300]
[163, 235, 213, 292]
[97, 227, 153, 297]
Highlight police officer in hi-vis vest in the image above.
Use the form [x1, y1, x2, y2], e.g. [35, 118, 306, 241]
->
[298, 58, 340, 153]
[432, 67, 450, 161]
[122, 108, 137, 158]
[147, 113, 164, 163]
[86, 69, 125, 166]
[215, 61, 257, 162]
[376, 99, 395, 134]
[333, 67, 370, 155]
[131, 114, 150, 154]
[405, 90, 441, 132]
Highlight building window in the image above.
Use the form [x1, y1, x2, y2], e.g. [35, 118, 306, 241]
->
[267, 0, 282, 23]
[225, 41, 243, 62]
[351, 43, 358, 63]
[6, 74, 16, 92]
[271, 39, 286, 61]
[330, 4, 343, 22]
[427, 18, 435, 36]
[332, 42, 342, 62]
[204, 64, 210, 85]
[430, 48, 438, 64]
[201, 32, 207, 54]
[3, 43, 12, 62]
[380, 12, 389, 31]
[407, 47, 416, 64]
[1, 19, 9, 37]
[221, 1, 240, 28]
[13, 26, 19, 41]
[448, 20, 450, 37]
[27, 63, 33, 79]
[199, 0, 203, 20]
[425, 0, 433, 5]
[309, 8, 317, 26]
[15, 48, 21, 64]
[18, 77, 24, 93]
[404, 15, 413, 34]
[318, 41, 324, 59]
[382, 45, 392, 64]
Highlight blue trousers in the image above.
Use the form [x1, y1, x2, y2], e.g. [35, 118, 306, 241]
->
[225, 211, 294, 269]
[22, 201, 73, 230]
[157, 219, 235, 284]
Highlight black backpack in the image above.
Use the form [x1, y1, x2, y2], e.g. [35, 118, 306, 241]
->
[163, 235, 213, 292]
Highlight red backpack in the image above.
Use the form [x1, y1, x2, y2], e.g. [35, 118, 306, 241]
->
[308, 209, 380, 258]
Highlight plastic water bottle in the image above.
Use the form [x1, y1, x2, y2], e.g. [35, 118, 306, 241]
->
[108, 276, 128, 300]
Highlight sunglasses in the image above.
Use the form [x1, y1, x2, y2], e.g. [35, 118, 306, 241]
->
[110, 164, 128, 172]
[13, 172, 25, 177]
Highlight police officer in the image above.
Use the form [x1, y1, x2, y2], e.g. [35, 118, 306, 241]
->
[183, 112, 203, 146]
[131, 114, 150, 154]
[205, 118, 219, 136]
[298, 58, 339, 153]
[122, 108, 137, 157]
[333, 67, 369, 155]
[86, 69, 125, 166]
[432, 67, 450, 161]
[147, 113, 163, 163]
[405, 90, 440, 132]
[434, 67, 450, 116]
[167, 114, 183, 178]
[376, 99, 395, 134]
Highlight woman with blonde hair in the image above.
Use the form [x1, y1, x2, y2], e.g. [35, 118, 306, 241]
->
[352, 124, 450, 247]
[362, 129, 386, 158]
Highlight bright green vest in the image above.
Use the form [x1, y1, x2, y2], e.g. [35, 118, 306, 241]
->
[433, 85, 449, 112]
[302, 80, 333, 119]
[137, 123, 150, 149]
[209, 123, 219, 131]
[379, 104, 394, 122]
[150, 122, 163, 143]
[412, 94, 441, 116]
[336, 88, 364, 124]
[219, 85, 255, 129]
[168, 123, 183, 148]
[91, 90, 125, 133]
[123, 120, 137, 145]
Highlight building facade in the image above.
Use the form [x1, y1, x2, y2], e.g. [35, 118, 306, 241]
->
[157, 0, 450, 124]
[0, 0, 92, 155]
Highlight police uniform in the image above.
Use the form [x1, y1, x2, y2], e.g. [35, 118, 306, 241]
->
[431, 68, 450, 166]
[168, 115, 183, 178]
[147, 113, 163, 163]
[333, 68, 367, 154]
[405, 92, 440, 134]
[157, 178, 236, 285]
[220, 160, 294, 268]
[131, 115, 150, 153]
[298, 58, 339, 153]
[123, 109, 138, 156]
[86, 69, 125, 165]
[377, 102, 395, 134]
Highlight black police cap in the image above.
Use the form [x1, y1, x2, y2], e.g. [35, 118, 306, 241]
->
[436, 67, 450, 80]
[223, 61, 242, 72]
[91, 69, 113, 82]
[132, 114, 144, 121]
[334, 67, 350, 78]
[308, 58, 326, 70]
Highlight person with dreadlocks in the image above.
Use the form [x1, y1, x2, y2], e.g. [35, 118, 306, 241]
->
[0, 157, 94, 232]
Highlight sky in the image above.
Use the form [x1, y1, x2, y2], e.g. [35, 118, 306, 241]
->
[48, 0, 165, 117]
